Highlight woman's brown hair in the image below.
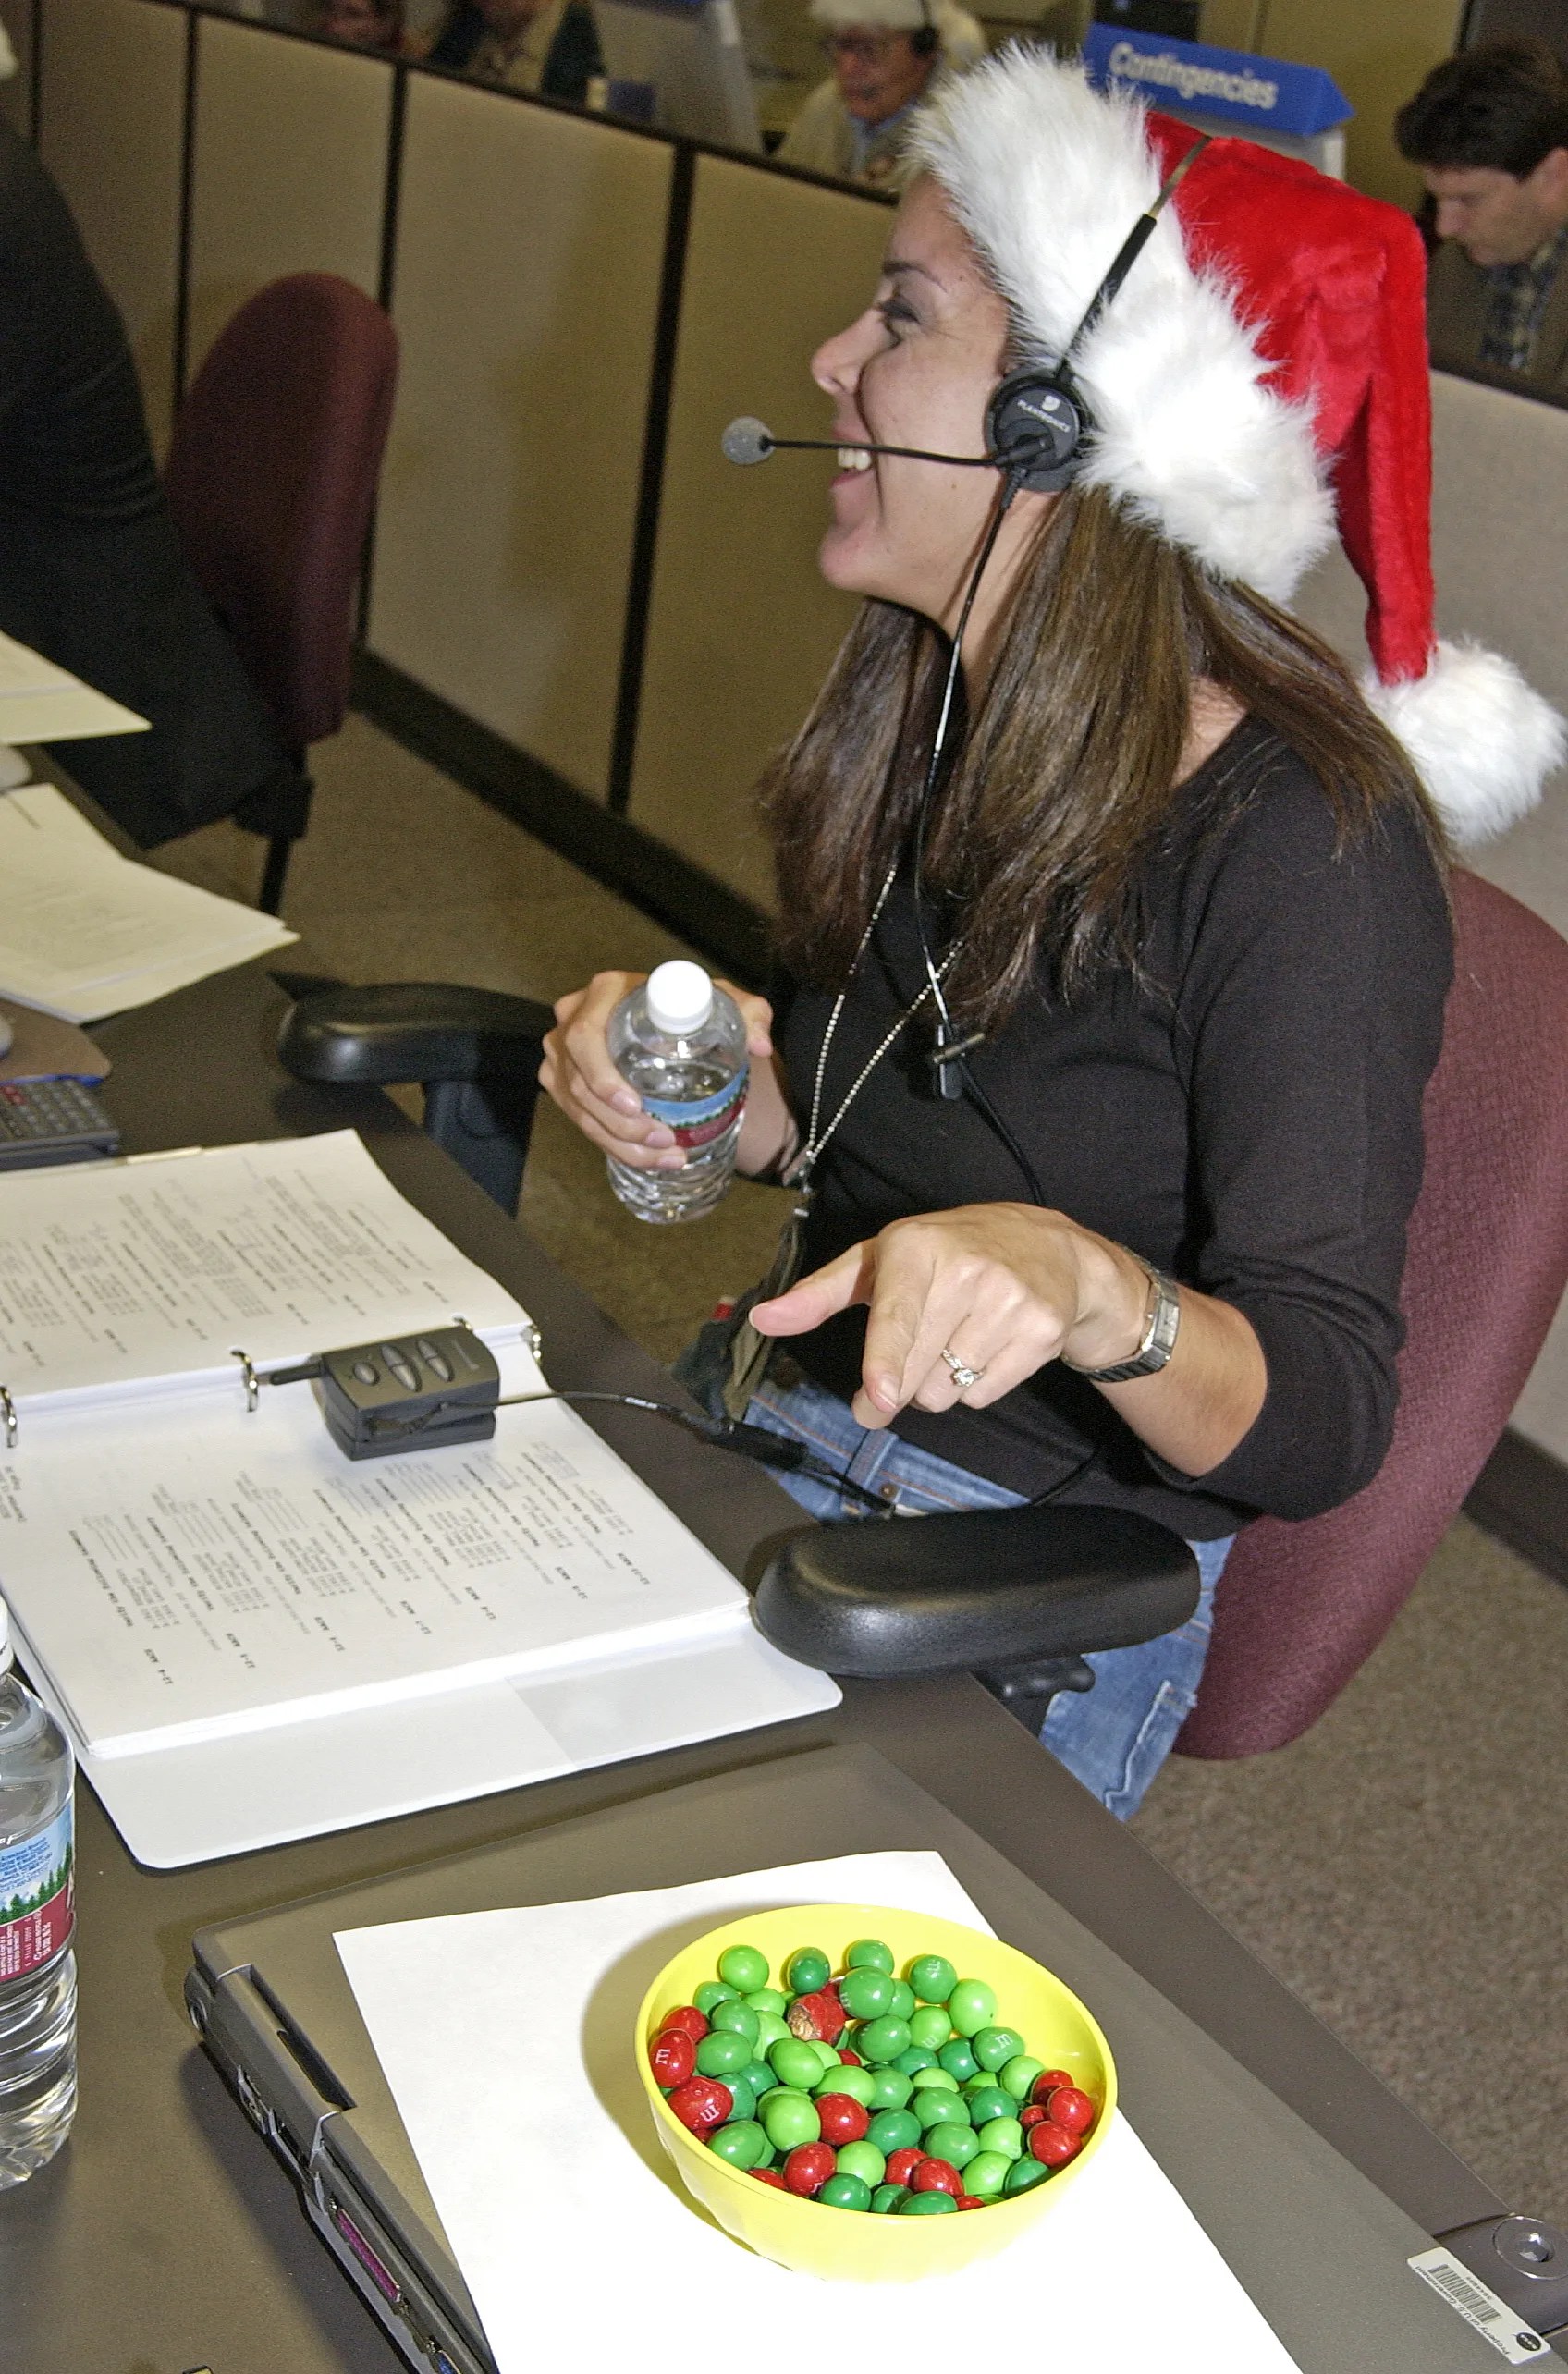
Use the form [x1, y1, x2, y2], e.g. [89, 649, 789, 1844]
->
[762, 481, 1447, 1033]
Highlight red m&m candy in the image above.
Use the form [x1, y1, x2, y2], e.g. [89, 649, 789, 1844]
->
[659, 2004, 709, 2043]
[786, 1989, 847, 2044]
[815, 2093, 870, 2146]
[1031, 2068, 1074, 2103]
[910, 2158, 962, 2197]
[749, 2166, 788, 2187]
[667, 2077, 733, 2133]
[649, 2029, 695, 2087]
[782, 2142, 838, 2197]
[884, 2147, 925, 2185]
[1046, 2086, 1096, 2135]
[1026, 2119, 1081, 2167]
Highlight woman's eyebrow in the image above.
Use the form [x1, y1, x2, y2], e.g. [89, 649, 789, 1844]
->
[881, 257, 941, 285]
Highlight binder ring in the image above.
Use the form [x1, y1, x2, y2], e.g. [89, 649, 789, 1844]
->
[0, 1385, 14, 1450]
[230, 1348, 259, 1413]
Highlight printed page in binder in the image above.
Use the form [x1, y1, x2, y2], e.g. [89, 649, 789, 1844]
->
[0, 1129, 526, 1417]
[0, 1346, 753, 1758]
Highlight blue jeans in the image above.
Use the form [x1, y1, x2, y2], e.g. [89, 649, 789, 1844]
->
[722, 1359, 1231, 1820]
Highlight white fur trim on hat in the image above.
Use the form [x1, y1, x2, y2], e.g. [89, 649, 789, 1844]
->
[903, 48, 1334, 601]
[1366, 641, 1568, 846]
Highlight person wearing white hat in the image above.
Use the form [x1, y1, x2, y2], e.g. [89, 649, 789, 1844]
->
[778, 0, 984, 187]
[544, 51, 1562, 1813]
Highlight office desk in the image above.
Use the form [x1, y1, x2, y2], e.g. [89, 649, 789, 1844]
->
[0, 957, 1530, 2371]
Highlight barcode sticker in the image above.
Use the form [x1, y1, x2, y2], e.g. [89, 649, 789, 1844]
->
[1409, 2247, 1550, 2363]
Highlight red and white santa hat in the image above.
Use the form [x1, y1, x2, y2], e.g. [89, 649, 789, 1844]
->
[904, 47, 1564, 843]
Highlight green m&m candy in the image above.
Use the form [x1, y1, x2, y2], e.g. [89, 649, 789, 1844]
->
[907, 2005, 951, 2052]
[867, 2107, 920, 2155]
[768, 2037, 825, 2092]
[925, 2122, 978, 2169]
[785, 1947, 831, 1996]
[895, 2045, 938, 2079]
[817, 2172, 872, 2211]
[844, 1938, 895, 1975]
[1004, 2153, 1051, 2195]
[854, 2015, 912, 2065]
[708, 1999, 760, 2045]
[743, 1988, 789, 2018]
[907, 1954, 957, 2004]
[835, 2140, 886, 2188]
[888, 1981, 916, 2023]
[962, 2150, 1012, 2199]
[753, 2012, 790, 2051]
[946, 1978, 998, 2038]
[900, 2189, 958, 2216]
[910, 2063, 958, 2093]
[739, 2061, 775, 2102]
[937, 2038, 979, 2084]
[696, 2029, 752, 2077]
[708, 2118, 768, 2169]
[864, 2065, 913, 2111]
[717, 1943, 770, 1994]
[963, 2085, 1014, 2124]
[839, 1968, 896, 2021]
[724, 2074, 758, 2123]
[999, 2054, 1045, 2102]
[693, 1980, 737, 2015]
[759, 2087, 820, 2151]
[972, 2025, 1025, 2074]
[912, 2088, 969, 2132]
[809, 2040, 842, 2074]
[870, 2184, 909, 2214]
[814, 2061, 876, 2107]
[976, 2115, 1023, 2161]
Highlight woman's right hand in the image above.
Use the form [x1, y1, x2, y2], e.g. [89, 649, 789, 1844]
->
[540, 971, 783, 1173]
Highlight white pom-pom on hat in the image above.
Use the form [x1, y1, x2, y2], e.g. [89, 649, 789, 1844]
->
[906, 46, 1564, 839]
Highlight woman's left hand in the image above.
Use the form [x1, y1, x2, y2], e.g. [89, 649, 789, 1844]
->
[749, 1203, 1149, 1429]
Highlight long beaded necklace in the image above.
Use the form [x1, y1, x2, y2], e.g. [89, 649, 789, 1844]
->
[721, 861, 957, 1417]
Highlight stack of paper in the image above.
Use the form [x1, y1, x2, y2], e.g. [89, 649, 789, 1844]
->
[0, 782, 295, 1018]
[0, 627, 149, 744]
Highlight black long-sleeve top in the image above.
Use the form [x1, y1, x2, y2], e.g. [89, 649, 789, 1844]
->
[772, 720, 1453, 1539]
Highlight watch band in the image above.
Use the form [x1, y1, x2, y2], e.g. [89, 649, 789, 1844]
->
[1065, 1262, 1181, 1383]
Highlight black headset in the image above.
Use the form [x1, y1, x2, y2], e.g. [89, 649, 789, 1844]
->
[981, 134, 1209, 497]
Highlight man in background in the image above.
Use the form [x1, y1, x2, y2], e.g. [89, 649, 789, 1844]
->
[778, 0, 983, 187]
[424, 0, 601, 105]
[1397, 40, 1568, 392]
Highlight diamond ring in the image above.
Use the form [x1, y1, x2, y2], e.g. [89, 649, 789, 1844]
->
[940, 1348, 986, 1391]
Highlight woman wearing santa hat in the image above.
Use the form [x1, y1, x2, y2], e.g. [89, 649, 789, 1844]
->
[778, 0, 984, 188]
[544, 51, 1562, 1813]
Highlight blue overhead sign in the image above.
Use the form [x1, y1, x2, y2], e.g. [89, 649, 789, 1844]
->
[1083, 25, 1352, 138]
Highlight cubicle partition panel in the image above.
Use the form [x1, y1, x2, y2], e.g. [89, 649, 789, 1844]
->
[184, 11, 391, 386]
[36, 0, 189, 452]
[364, 75, 672, 803]
[626, 154, 889, 908]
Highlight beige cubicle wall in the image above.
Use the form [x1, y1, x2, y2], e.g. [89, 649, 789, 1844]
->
[626, 154, 890, 907]
[38, 0, 189, 450]
[364, 74, 671, 803]
[184, 10, 390, 383]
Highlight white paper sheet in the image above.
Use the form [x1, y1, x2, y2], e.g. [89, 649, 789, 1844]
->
[0, 628, 148, 740]
[0, 784, 293, 1018]
[0, 1337, 766, 1756]
[0, 1130, 525, 1411]
[337, 1853, 1303, 2374]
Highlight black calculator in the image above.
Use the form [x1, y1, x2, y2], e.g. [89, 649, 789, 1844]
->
[0, 1078, 119, 1169]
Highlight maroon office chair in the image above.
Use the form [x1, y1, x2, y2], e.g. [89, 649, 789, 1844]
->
[1177, 868, 1568, 1756]
[165, 273, 398, 913]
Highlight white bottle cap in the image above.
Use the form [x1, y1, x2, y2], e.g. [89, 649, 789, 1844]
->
[645, 961, 714, 1035]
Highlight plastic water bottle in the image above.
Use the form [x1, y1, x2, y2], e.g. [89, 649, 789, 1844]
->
[606, 961, 748, 1223]
[0, 1597, 76, 2187]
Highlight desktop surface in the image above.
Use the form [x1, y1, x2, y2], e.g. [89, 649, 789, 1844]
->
[0, 955, 1543, 2371]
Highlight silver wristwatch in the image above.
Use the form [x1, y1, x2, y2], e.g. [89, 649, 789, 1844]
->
[1066, 1262, 1181, 1383]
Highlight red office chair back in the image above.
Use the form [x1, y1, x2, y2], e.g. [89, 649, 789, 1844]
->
[165, 273, 398, 753]
[1178, 870, 1568, 1758]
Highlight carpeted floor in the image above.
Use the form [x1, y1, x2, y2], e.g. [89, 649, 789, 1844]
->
[155, 711, 1568, 2233]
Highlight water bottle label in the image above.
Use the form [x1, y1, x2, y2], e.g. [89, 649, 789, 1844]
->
[641, 1067, 748, 1150]
[0, 1804, 74, 1980]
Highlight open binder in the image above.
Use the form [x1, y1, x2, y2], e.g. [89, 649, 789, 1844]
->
[0, 1131, 837, 1865]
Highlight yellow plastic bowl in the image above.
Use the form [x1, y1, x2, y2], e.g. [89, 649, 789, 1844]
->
[635, 1903, 1115, 2282]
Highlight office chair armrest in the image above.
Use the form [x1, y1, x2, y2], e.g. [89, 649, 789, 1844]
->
[277, 982, 555, 1089]
[754, 1502, 1198, 1680]
[277, 984, 557, 1215]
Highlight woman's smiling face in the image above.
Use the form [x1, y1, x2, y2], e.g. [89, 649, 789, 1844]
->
[810, 175, 1017, 631]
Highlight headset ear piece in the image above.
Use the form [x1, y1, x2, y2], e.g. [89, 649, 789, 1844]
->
[986, 365, 1089, 496]
[911, 22, 939, 53]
